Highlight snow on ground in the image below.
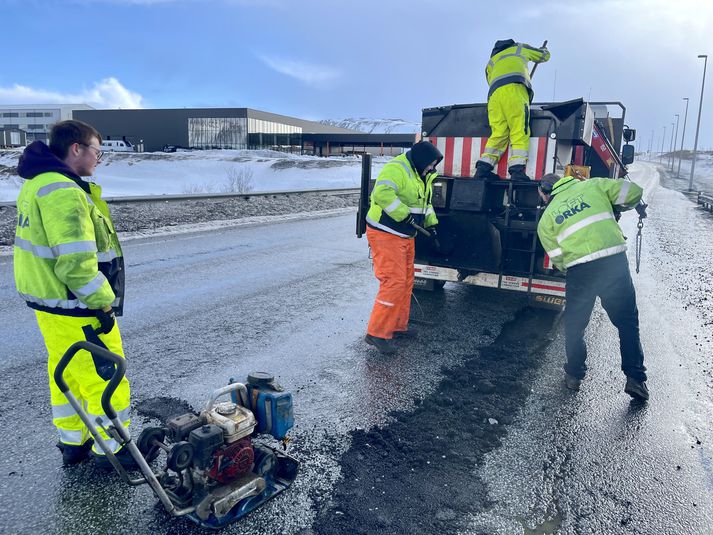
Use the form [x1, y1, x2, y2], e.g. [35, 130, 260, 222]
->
[0, 148, 390, 201]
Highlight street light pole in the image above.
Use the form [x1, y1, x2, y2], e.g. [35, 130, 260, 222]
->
[689, 54, 708, 191]
[669, 119, 677, 171]
[660, 125, 666, 163]
[677, 97, 689, 179]
[649, 129, 654, 159]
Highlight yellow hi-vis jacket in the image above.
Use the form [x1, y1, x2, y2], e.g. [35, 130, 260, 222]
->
[366, 153, 438, 238]
[14, 142, 124, 316]
[537, 176, 643, 272]
[486, 42, 550, 102]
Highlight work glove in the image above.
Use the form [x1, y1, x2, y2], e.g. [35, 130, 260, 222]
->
[96, 308, 116, 335]
[635, 201, 648, 219]
[429, 226, 442, 252]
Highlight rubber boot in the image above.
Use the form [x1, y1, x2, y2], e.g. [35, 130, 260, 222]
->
[474, 161, 500, 180]
[93, 447, 140, 470]
[57, 439, 94, 465]
[364, 334, 397, 354]
[508, 164, 531, 182]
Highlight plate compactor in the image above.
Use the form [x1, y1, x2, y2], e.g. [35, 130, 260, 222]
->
[54, 340, 299, 529]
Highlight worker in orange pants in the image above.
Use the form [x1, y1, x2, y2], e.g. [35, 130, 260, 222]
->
[366, 227, 415, 342]
[364, 141, 442, 354]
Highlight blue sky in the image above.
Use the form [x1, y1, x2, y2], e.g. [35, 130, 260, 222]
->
[1, 0, 712, 149]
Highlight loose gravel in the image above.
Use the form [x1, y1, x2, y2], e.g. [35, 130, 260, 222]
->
[0, 192, 360, 247]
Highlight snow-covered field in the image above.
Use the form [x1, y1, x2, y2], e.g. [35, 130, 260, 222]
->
[0, 148, 390, 201]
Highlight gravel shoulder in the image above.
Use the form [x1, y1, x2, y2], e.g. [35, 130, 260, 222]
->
[0, 192, 360, 247]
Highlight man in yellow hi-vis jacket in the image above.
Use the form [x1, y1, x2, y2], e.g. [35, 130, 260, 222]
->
[474, 39, 550, 182]
[14, 120, 135, 467]
[537, 173, 649, 401]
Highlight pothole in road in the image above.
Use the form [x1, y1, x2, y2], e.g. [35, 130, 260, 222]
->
[311, 306, 560, 535]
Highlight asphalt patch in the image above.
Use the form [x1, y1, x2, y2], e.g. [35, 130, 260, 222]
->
[312, 306, 559, 535]
[135, 396, 197, 422]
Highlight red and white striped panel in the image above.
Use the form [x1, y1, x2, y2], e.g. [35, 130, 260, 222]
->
[426, 136, 554, 179]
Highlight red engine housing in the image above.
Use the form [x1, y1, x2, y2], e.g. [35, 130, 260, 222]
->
[208, 438, 254, 484]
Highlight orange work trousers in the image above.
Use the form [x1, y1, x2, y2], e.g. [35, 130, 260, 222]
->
[366, 226, 415, 339]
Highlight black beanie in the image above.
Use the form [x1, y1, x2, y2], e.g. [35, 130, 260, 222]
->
[539, 173, 560, 194]
[408, 141, 443, 175]
[491, 39, 516, 58]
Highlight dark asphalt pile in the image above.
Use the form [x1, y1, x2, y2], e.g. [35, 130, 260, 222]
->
[312, 306, 558, 535]
[0, 193, 360, 246]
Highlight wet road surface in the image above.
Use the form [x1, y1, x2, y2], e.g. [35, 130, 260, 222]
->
[1, 163, 712, 534]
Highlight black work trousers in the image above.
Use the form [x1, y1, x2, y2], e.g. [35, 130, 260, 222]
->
[564, 252, 647, 382]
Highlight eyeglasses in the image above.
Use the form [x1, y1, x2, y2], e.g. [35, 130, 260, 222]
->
[79, 143, 104, 160]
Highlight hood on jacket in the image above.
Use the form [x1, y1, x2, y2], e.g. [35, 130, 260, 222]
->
[16, 141, 89, 192]
[407, 141, 443, 176]
[491, 39, 516, 58]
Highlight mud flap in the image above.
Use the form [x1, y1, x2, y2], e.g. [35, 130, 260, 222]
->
[527, 293, 566, 311]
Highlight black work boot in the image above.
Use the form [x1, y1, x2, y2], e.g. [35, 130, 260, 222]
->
[93, 447, 140, 470]
[508, 164, 531, 182]
[564, 373, 582, 391]
[57, 439, 94, 465]
[393, 328, 417, 339]
[474, 161, 500, 180]
[624, 377, 649, 401]
[364, 334, 397, 354]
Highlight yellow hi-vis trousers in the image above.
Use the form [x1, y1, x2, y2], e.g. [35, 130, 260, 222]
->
[478, 83, 531, 169]
[36, 310, 131, 455]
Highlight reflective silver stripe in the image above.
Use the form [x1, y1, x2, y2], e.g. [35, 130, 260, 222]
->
[19, 292, 87, 309]
[376, 299, 394, 307]
[97, 250, 119, 263]
[90, 407, 130, 425]
[111, 297, 121, 307]
[409, 207, 427, 214]
[14, 237, 54, 259]
[484, 147, 504, 156]
[547, 247, 563, 258]
[58, 429, 84, 444]
[511, 149, 529, 157]
[489, 72, 523, 86]
[615, 181, 632, 206]
[375, 179, 399, 192]
[15, 237, 97, 258]
[478, 155, 499, 165]
[566, 244, 627, 268]
[426, 207, 435, 216]
[487, 59, 495, 70]
[37, 181, 81, 198]
[365, 216, 410, 238]
[54, 241, 97, 256]
[384, 198, 402, 214]
[557, 212, 614, 243]
[52, 403, 78, 420]
[392, 159, 415, 178]
[94, 437, 121, 454]
[74, 272, 107, 298]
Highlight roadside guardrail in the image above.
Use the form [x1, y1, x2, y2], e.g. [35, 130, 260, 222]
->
[0, 187, 360, 208]
[698, 192, 713, 212]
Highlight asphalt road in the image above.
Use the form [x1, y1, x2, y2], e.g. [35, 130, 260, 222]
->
[1, 175, 712, 534]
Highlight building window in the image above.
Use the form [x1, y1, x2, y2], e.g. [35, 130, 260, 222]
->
[44, 112, 53, 117]
[2, 112, 19, 118]
[26, 112, 44, 118]
[188, 117, 248, 149]
[26, 124, 45, 130]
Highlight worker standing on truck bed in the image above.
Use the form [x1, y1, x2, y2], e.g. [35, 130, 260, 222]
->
[364, 141, 443, 354]
[14, 120, 137, 467]
[474, 39, 550, 182]
[536, 173, 649, 401]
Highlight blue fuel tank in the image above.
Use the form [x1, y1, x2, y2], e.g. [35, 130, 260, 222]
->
[231, 372, 294, 440]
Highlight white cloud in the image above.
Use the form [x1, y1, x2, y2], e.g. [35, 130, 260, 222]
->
[259, 55, 340, 88]
[0, 78, 144, 109]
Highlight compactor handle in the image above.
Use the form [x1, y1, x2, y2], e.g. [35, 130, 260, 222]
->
[53, 341, 127, 420]
[205, 382, 249, 412]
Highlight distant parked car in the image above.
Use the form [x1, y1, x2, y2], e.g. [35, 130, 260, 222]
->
[101, 139, 134, 152]
[162, 145, 177, 153]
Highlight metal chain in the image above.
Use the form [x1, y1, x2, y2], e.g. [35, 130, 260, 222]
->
[635, 218, 644, 274]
